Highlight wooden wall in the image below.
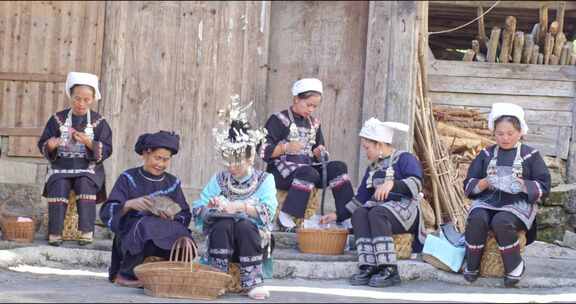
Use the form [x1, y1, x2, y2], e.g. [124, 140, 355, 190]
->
[99, 1, 270, 195]
[266, 1, 369, 183]
[429, 59, 576, 160]
[0, 1, 105, 157]
[0, 1, 446, 198]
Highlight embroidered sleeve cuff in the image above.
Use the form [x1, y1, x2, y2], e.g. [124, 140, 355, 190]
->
[464, 178, 481, 197]
[41, 141, 58, 161]
[86, 140, 104, 163]
[524, 180, 544, 204]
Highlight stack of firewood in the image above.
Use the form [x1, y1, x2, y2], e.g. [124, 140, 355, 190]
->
[463, 2, 576, 65]
[432, 106, 494, 181]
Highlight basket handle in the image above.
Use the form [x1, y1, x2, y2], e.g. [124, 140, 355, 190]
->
[169, 236, 198, 271]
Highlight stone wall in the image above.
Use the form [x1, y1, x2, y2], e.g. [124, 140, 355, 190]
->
[537, 183, 576, 243]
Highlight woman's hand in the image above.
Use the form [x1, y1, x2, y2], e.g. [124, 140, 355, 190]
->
[319, 212, 337, 225]
[207, 197, 222, 209]
[46, 137, 61, 152]
[124, 196, 154, 213]
[374, 180, 394, 201]
[72, 131, 93, 150]
[477, 178, 491, 192]
[313, 145, 327, 159]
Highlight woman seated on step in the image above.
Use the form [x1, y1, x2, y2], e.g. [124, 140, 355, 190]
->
[37, 72, 113, 246]
[99, 131, 193, 288]
[260, 78, 354, 231]
[321, 117, 426, 288]
[192, 97, 276, 300]
[462, 103, 550, 287]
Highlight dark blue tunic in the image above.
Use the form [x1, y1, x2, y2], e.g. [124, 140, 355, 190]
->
[37, 109, 113, 202]
[99, 167, 192, 255]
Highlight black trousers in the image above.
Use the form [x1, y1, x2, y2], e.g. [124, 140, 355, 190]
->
[271, 160, 354, 220]
[46, 176, 98, 234]
[351, 206, 416, 268]
[208, 218, 264, 289]
[465, 208, 526, 274]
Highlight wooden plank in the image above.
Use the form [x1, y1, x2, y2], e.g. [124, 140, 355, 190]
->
[101, 1, 274, 193]
[429, 92, 573, 112]
[568, 99, 576, 182]
[429, 75, 576, 97]
[0, 127, 43, 136]
[486, 27, 500, 63]
[429, 59, 576, 82]
[7, 136, 42, 158]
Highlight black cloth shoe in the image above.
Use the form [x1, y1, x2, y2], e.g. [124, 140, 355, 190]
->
[368, 265, 401, 287]
[349, 266, 378, 286]
[504, 262, 526, 288]
[463, 267, 479, 283]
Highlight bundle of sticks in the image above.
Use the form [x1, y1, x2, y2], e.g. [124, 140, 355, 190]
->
[464, 2, 576, 65]
[414, 17, 470, 232]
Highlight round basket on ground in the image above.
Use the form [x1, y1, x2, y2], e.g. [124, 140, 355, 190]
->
[296, 228, 348, 255]
[0, 216, 36, 243]
[134, 237, 232, 300]
[479, 230, 527, 278]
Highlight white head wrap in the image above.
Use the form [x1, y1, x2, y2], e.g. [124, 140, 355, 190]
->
[487, 103, 528, 135]
[65, 72, 102, 101]
[292, 78, 323, 96]
[359, 117, 409, 144]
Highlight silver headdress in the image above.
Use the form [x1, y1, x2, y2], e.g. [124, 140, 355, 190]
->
[212, 94, 267, 166]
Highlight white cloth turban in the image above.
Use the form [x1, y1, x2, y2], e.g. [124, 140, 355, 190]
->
[65, 72, 102, 101]
[487, 103, 528, 135]
[359, 117, 409, 144]
[292, 78, 323, 96]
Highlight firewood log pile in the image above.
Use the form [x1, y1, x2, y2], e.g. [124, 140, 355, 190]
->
[464, 2, 576, 65]
[432, 106, 494, 181]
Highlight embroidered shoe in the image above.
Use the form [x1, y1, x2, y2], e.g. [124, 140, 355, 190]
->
[349, 266, 378, 286]
[368, 265, 401, 288]
[78, 231, 93, 246]
[48, 235, 63, 247]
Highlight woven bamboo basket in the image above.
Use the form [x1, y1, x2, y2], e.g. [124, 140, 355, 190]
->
[134, 237, 232, 300]
[0, 216, 36, 243]
[297, 228, 348, 255]
[275, 188, 319, 227]
[393, 233, 414, 260]
[43, 191, 82, 240]
[227, 263, 242, 293]
[480, 230, 527, 278]
[422, 253, 455, 273]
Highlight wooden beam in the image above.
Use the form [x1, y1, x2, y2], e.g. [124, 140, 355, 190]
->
[430, 1, 576, 11]
[0, 73, 66, 82]
[0, 127, 43, 137]
[567, 100, 576, 182]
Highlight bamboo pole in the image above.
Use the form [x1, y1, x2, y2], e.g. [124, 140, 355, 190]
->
[522, 34, 534, 64]
[539, 5, 549, 47]
[557, 1, 566, 35]
[512, 31, 524, 63]
[487, 27, 501, 63]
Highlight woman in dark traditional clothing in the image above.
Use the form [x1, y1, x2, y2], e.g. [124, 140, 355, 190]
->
[193, 96, 276, 300]
[99, 131, 193, 288]
[462, 103, 550, 287]
[260, 78, 354, 231]
[323, 118, 425, 288]
[37, 72, 113, 246]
